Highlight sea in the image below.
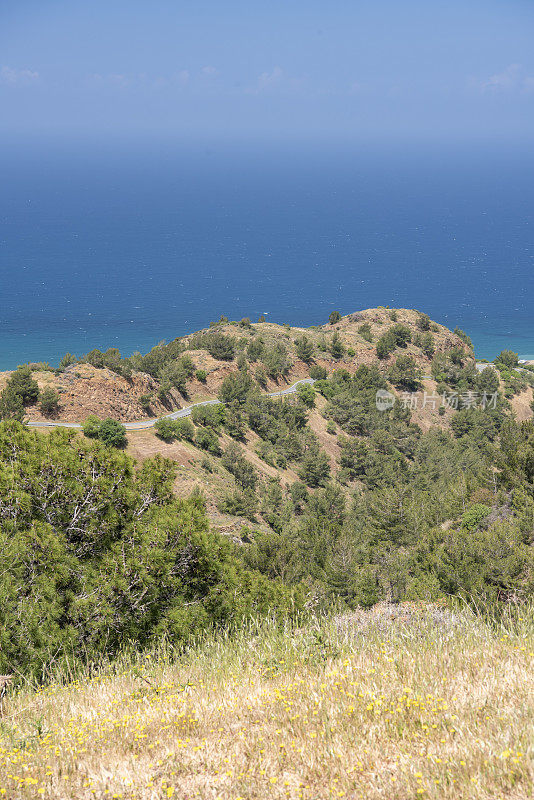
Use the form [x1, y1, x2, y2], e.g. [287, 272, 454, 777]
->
[1, 138, 533, 370]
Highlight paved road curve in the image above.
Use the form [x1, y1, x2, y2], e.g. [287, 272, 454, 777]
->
[27, 378, 316, 432]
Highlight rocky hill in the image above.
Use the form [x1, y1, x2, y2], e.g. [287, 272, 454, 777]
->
[2, 307, 533, 539]
[0, 307, 472, 423]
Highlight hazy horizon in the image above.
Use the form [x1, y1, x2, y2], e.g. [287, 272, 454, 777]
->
[2, 0, 534, 145]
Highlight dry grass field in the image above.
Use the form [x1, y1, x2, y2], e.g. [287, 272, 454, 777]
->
[0, 604, 532, 800]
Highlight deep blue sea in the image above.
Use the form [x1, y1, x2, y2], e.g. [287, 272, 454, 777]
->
[1, 139, 533, 370]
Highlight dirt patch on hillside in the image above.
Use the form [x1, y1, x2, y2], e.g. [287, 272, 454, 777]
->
[306, 396, 341, 469]
[0, 364, 184, 423]
[409, 378, 455, 432]
[510, 386, 534, 422]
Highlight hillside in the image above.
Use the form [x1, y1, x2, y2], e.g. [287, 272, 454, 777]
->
[0, 306, 533, 617]
[0, 308, 472, 424]
[2, 307, 533, 540]
[1, 608, 532, 800]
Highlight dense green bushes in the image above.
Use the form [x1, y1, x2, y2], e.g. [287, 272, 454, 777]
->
[295, 335, 315, 363]
[0, 365, 40, 420]
[187, 332, 236, 361]
[218, 371, 255, 404]
[82, 416, 127, 447]
[39, 387, 61, 416]
[230, 366, 534, 610]
[0, 422, 303, 679]
[375, 323, 412, 359]
[6, 365, 39, 404]
[154, 417, 195, 442]
[261, 343, 292, 379]
[388, 355, 420, 391]
[0, 385, 24, 421]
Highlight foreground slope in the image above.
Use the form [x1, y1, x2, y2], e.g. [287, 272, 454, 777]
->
[1, 608, 532, 800]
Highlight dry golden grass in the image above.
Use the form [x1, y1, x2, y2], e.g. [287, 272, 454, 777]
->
[1, 605, 532, 799]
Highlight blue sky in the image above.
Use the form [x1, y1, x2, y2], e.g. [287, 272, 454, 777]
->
[2, 0, 534, 143]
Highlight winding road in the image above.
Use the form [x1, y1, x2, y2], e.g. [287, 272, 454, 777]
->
[26, 378, 316, 432]
[23, 362, 533, 432]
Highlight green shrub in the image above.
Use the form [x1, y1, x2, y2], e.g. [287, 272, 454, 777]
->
[195, 426, 222, 455]
[39, 387, 60, 416]
[388, 355, 420, 391]
[6, 365, 39, 405]
[309, 365, 327, 380]
[58, 353, 77, 369]
[358, 323, 373, 342]
[191, 404, 225, 428]
[0, 422, 303, 678]
[218, 371, 254, 404]
[296, 383, 316, 408]
[200, 455, 215, 472]
[82, 416, 127, 447]
[330, 331, 345, 359]
[328, 310, 341, 325]
[295, 335, 315, 363]
[247, 337, 265, 362]
[82, 415, 102, 438]
[139, 394, 152, 411]
[83, 347, 131, 377]
[217, 489, 257, 520]
[461, 504, 491, 531]
[158, 355, 195, 394]
[417, 313, 431, 331]
[261, 344, 291, 379]
[0, 386, 24, 421]
[224, 405, 247, 440]
[496, 350, 519, 369]
[390, 324, 412, 347]
[98, 418, 127, 448]
[376, 324, 411, 358]
[255, 366, 268, 387]
[453, 327, 473, 348]
[221, 443, 258, 491]
[376, 333, 394, 359]
[154, 418, 178, 441]
[298, 447, 330, 487]
[175, 417, 195, 441]
[205, 333, 236, 361]
[420, 332, 435, 358]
